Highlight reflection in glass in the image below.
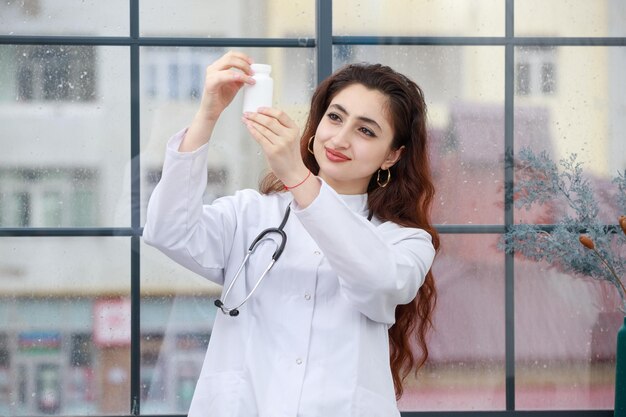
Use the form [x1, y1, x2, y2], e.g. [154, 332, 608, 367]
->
[139, 47, 316, 224]
[141, 242, 220, 414]
[398, 234, 506, 411]
[0, 45, 131, 227]
[0, 238, 130, 416]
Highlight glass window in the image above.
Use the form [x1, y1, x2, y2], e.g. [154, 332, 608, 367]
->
[0, 333, 9, 413]
[516, 0, 626, 37]
[399, 235, 506, 411]
[0, 334, 8, 368]
[35, 363, 61, 414]
[515, 264, 621, 409]
[515, 46, 626, 223]
[70, 333, 93, 367]
[541, 63, 556, 94]
[0, 238, 129, 415]
[0, 168, 98, 227]
[141, 242, 219, 414]
[334, 0, 505, 36]
[515, 47, 557, 97]
[516, 63, 530, 96]
[140, 0, 315, 38]
[0, 0, 129, 36]
[0, 45, 131, 227]
[1, 1, 624, 416]
[333, 45, 505, 226]
[511, 45, 625, 411]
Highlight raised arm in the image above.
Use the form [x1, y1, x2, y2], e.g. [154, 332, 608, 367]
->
[181, 51, 256, 152]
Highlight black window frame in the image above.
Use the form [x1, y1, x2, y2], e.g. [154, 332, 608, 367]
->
[0, 0, 623, 416]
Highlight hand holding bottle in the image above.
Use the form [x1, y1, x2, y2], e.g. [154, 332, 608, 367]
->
[180, 51, 255, 152]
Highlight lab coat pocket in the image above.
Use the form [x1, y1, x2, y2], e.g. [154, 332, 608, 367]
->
[187, 371, 257, 417]
[352, 386, 400, 417]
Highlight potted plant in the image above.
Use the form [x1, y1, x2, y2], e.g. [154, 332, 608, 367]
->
[500, 148, 625, 414]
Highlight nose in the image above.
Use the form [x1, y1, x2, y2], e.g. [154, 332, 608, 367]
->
[329, 127, 350, 149]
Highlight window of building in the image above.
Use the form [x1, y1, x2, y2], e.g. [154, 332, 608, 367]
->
[141, 48, 224, 101]
[70, 333, 92, 368]
[15, 45, 96, 102]
[515, 46, 558, 96]
[0, 168, 98, 227]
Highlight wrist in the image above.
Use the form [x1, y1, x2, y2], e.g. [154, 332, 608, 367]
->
[283, 169, 312, 191]
[179, 114, 217, 152]
[194, 109, 219, 125]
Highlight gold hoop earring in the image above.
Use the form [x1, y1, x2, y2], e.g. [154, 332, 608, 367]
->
[377, 168, 391, 188]
[307, 135, 315, 155]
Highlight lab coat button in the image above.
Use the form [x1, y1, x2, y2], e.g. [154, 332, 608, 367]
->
[304, 293, 311, 300]
[313, 250, 321, 255]
[296, 358, 303, 365]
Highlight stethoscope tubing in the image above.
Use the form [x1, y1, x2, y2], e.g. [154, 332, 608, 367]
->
[215, 205, 291, 317]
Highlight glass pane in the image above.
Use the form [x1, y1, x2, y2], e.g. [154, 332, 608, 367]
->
[1, 0, 129, 36]
[0, 237, 130, 416]
[515, 261, 621, 409]
[514, 46, 626, 225]
[399, 234, 506, 411]
[334, 0, 504, 36]
[0, 45, 131, 227]
[140, 47, 316, 225]
[516, 0, 626, 37]
[140, 0, 314, 38]
[512, 45, 624, 410]
[334, 46, 505, 225]
[140, 242, 220, 414]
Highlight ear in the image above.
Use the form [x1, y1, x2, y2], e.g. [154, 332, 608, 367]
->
[381, 145, 405, 170]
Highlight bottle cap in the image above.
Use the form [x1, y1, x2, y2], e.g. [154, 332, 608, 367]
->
[251, 63, 271, 74]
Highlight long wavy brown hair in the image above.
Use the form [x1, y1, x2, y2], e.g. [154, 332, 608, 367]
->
[259, 63, 439, 399]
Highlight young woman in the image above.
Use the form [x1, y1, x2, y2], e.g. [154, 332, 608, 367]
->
[143, 51, 439, 417]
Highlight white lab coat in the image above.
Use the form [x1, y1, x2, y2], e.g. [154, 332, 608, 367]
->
[143, 130, 436, 417]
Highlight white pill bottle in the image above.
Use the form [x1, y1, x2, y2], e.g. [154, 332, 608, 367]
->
[242, 63, 273, 113]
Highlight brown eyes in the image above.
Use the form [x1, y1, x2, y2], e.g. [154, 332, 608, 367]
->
[326, 113, 376, 138]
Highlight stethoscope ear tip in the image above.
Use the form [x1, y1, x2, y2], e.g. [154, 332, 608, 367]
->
[214, 299, 223, 308]
[229, 309, 240, 317]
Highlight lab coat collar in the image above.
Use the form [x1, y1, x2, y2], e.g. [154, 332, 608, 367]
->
[338, 192, 368, 217]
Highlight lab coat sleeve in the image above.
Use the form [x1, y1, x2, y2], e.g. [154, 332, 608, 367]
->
[293, 179, 436, 325]
[143, 129, 238, 285]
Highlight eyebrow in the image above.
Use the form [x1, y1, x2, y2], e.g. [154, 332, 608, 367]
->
[329, 103, 383, 132]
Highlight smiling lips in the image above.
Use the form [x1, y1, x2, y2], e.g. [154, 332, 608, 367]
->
[325, 147, 351, 162]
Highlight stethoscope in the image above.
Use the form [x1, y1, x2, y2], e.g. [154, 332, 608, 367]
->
[214, 204, 291, 317]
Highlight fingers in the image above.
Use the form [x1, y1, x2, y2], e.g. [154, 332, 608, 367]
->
[211, 51, 255, 76]
[243, 113, 286, 143]
[256, 107, 298, 129]
[244, 119, 274, 148]
[243, 109, 299, 142]
[244, 108, 298, 133]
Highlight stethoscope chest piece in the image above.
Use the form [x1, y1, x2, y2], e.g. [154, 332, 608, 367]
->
[215, 205, 290, 317]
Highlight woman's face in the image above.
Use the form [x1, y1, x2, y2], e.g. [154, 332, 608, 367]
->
[313, 83, 404, 194]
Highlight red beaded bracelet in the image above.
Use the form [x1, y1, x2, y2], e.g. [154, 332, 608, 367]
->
[284, 170, 312, 191]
